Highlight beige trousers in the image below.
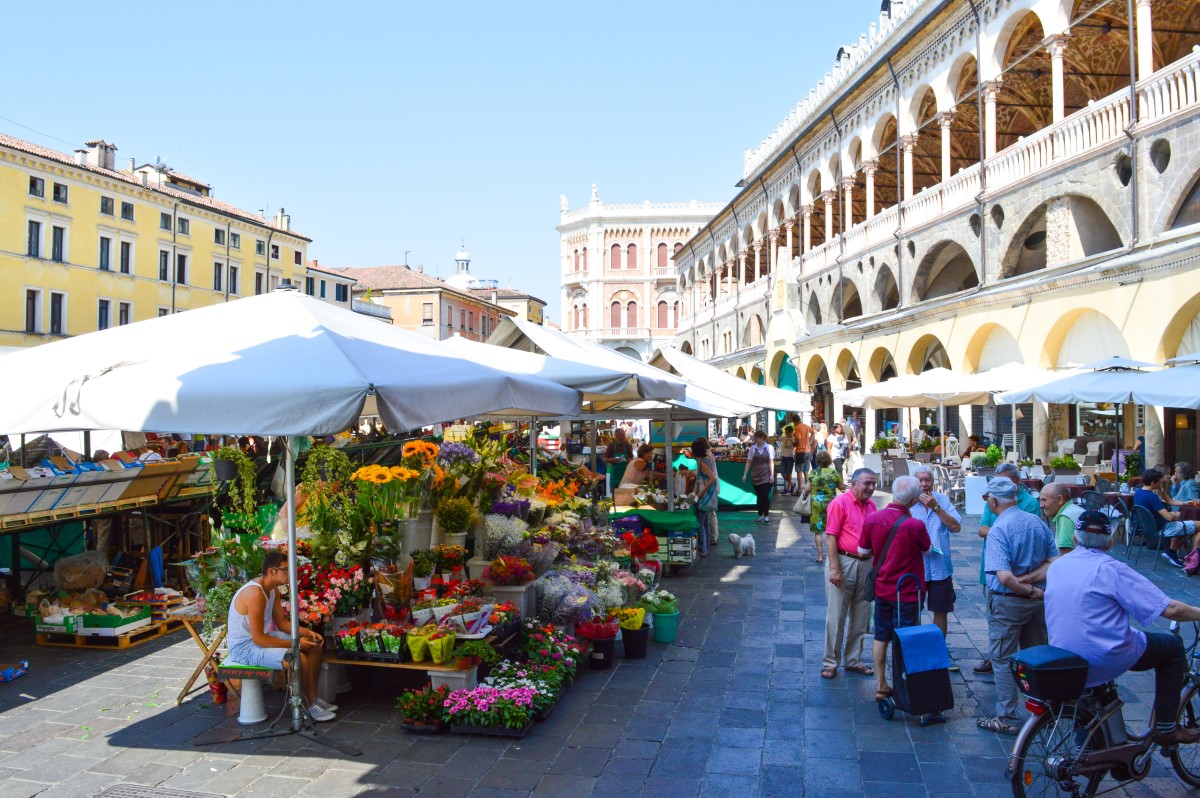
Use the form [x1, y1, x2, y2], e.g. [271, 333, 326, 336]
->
[823, 552, 871, 669]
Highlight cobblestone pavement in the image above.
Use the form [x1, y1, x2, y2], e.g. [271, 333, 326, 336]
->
[3, 492, 1200, 797]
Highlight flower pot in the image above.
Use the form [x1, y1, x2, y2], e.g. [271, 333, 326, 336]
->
[621, 625, 650, 659]
[404, 510, 435, 554]
[412, 607, 434, 626]
[413, 575, 432, 591]
[466, 557, 489, 580]
[431, 604, 456, 623]
[214, 459, 239, 481]
[489, 582, 536, 622]
[589, 638, 615, 670]
[429, 664, 478, 692]
[652, 611, 680, 644]
[446, 532, 469, 550]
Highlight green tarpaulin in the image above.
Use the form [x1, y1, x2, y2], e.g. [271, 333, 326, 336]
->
[673, 455, 771, 508]
[610, 508, 699, 533]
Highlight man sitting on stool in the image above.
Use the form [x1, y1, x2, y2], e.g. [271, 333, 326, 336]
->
[227, 550, 334, 721]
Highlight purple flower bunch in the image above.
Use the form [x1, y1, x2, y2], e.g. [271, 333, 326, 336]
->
[437, 442, 479, 468]
[491, 494, 531, 518]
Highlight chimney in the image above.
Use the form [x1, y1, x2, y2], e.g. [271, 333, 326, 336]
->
[273, 207, 291, 231]
[83, 140, 117, 170]
[74, 149, 88, 165]
[417, 264, 423, 273]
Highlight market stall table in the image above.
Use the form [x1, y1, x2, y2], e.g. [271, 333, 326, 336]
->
[611, 508, 699, 574]
[175, 611, 227, 705]
[671, 455, 772, 509]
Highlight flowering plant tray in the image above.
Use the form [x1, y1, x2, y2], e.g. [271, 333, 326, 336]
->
[450, 720, 532, 738]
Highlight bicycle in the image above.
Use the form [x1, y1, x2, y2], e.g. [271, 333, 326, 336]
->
[1007, 621, 1200, 797]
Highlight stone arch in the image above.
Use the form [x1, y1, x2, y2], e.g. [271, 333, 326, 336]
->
[999, 195, 1124, 278]
[993, 8, 1054, 151]
[901, 82, 940, 134]
[906, 334, 951, 375]
[1162, 165, 1200, 234]
[771, 198, 786, 231]
[680, 340, 693, 355]
[1155, 293, 1200, 362]
[735, 366, 747, 379]
[786, 183, 801, 219]
[985, 0, 1058, 78]
[803, 354, 830, 393]
[1041, 308, 1129, 368]
[805, 290, 823, 327]
[835, 348, 862, 391]
[615, 346, 641, 361]
[838, 275, 863, 320]
[742, 313, 766, 347]
[912, 241, 979, 301]
[873, 265, 900, 312]
[868, 347, 899, 383]
[963, 323, 1024, 372]
[750, 365, 765, 386]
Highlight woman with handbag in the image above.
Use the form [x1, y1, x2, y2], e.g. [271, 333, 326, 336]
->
[692, 437, 720, 557]
[805, 450, 845, 563]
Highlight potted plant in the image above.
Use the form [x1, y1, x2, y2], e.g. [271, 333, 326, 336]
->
[969, 451, 988, 472]
[412, 598, 437, 626]
[575, 613, 619, 670]
[615, 607, 649, 659]
[432, 544, 469, 579]
[455, 639, 500, 669]
[435, 496, 476, 548]
[483, 555, 537, 621]
[396, 684, 451, 731]
[431, 596, 460, 623]
[412, 551, 435, 591]
[1051, 454, 1082, 476]
[211, 446, 257, 518]
[301, 445, 353, 491]
[638, 589, 680, 644]
[871, 437, 898, 454]
[201, 580, 239, 644]
[442, 685, 537, 736]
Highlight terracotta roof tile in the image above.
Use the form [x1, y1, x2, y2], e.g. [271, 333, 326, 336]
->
[328, 265, 444, 291]
[469, 286, 547, 304]
[0, 132, 308, 240]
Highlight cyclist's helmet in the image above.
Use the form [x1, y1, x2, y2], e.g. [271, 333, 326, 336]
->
[1075, 509, 1111, 535]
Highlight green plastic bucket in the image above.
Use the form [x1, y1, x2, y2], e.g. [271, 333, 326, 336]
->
[652, 611, 679, 644]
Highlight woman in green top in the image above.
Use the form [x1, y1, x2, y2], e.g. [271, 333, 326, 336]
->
[806, 449, 845, 563]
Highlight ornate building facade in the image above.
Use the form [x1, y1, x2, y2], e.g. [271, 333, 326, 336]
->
[558, 185, 722, 361]
[671, 0, 1200, 465]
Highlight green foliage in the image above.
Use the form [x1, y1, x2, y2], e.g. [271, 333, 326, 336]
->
[202, 581, 239, 644]
[455, 639, 500, 666]
[395, 685, 450, 723]
[1019, 459, 1035, 467]
[212, 446, 257, 516]
[412, 550, 435, 578]
[1123, 452, 1143, 482]
[435, 496, 476, 536]
[1051, 454, 1081, 471]
[872, 437, 898, 453]
[984, 444, 1004, 468]
[915, 437, 937, 453]
[301, 445, 353, 495]
[970, 452, 989, 468]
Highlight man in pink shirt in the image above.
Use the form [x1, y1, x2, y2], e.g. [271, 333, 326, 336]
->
[822, 468, 879, 679]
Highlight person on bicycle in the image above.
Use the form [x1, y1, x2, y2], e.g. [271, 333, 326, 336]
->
[1046, 509, 1200, 746]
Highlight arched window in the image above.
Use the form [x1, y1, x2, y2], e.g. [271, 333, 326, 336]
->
[657, 243, 668, 268]
[581, 247, 588, 272]
[672, 301, 679, 327]
[627, 301, 637, 329]
[572, 306, 579, 329]
[657, 301, 668, 329]
[674, 243, 683, 255]
[610, 301, 621, 328]
[627, 244, 638, 270]
[573, 250, 579, 271]
[610, 244, 621, 269]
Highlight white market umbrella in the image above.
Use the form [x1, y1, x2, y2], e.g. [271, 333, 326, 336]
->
[1130, 363, 1200, 410]
[0, 288, 582, 745]
[650, 345, 812, 414]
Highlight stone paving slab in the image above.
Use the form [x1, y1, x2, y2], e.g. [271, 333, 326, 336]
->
[4, 490, 1200, 796]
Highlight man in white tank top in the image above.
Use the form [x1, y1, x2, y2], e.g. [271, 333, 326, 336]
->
[227, 550, 334, 721]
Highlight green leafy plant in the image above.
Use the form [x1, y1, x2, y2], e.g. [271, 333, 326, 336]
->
[395, 685, 451, 724]
[301, 445, 353, 494]
[435, 496, 476, 536]
[1019, 458, 1035, 467]
[1051, 454, 1081, 471]
[1123, 452, 1142, 482]
[970, 452, 988, 469]
[211, 446, 257, 516]
[984, 444, 1004, 468]
[412, 550, 435, 578]
[202, 581, 239, 644]
[915, 436, 937, 453]
[455, 639, 500, 667]
[871, 437, 898, 454]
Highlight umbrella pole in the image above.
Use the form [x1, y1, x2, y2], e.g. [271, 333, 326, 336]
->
[665, 411, 675, 512]
[1011, 404, 1018, 464]
[939, 401, 946, 464]
[530, 417, 537, 476]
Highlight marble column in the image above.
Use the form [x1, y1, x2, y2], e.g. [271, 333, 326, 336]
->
[983, 81, 1002, 158]
[862, 161, 877, 219]
[822, 191, 835, 242]
[938, 113, 955, 182]
[1047, 35, 1070, 123]
[802, 205, 813, 252]
[841, 177, 856, 232]
[1136, 0, 1154, 81]
[901, 134, 918, 200]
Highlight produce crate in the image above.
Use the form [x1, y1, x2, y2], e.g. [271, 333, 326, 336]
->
[35, 615, 80, 636]
[80, 606, 152, 637]
[118, 590, 187, 621]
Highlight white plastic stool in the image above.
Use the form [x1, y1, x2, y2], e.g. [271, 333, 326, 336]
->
[237, 677, 267, 725]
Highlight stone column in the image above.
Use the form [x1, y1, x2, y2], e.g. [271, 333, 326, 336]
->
[784, 221, 794, 261]
[901, 134, 918, 200]
[841, 177, 856, 231]
[1047, 35, 1070, 123]
[738, 252, 749, 290]
[938, 113, 955, 182]
[767, 232, 779, 276]
[751, 243, 763, 284]
[822, 191, 835, 242]
[983, 81, 1003, 158]
[1136, 0, 1154, 81]
[802, 206, 813, 253]
[862, 161, 877, 219]
[1032, 402, 1050, 463]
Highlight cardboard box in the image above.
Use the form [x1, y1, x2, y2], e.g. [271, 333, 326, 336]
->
[0, 661, 29, 682]
[36, 614, 80, 635]
[25, 472, 79, 513]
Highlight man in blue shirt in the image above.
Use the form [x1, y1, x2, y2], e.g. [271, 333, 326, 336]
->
[979, 477, 1057, 736]
[1134, 468, 1197, 567]
[910, 464, 962, 662]
[974, 462, 1041, 675]
[1046, 510, 1200, 746]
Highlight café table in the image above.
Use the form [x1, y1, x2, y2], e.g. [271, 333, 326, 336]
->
[1179, 503, 1200, 523]
[1021, 479, 1044, 492]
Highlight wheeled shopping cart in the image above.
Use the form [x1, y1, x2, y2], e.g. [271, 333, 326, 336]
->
[878, 573, 954, 727]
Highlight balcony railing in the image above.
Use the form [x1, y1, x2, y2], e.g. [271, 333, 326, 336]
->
[654, 266, 676, 278]
[788, 50, 1200, 276]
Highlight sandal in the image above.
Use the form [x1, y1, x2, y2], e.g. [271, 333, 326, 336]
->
[977, 716, 1019, 736]
[821, 666, 837, 679]
[845, 664, 875, 677]
[874, 688, 894, 701]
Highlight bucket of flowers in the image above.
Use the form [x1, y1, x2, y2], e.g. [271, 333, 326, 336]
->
[488, 601, 520, 639]
[614, 607, 649, 659]
[427, 626, 457, 665]
[432, 544, 469, 583]
[638, 589, 680, 644]
[450, 597, 486, 633]
[574, 612, 620, 670]
[406, 624, 435, 662]
[396, 684, 451, 732]
[443, 685, 538, 737]
[335, 622, 363, 659]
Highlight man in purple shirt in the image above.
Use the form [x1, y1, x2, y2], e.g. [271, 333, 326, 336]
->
[1046, 510, 1200, 746]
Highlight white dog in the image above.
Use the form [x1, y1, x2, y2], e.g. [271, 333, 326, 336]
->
[728, 533, 756, 559]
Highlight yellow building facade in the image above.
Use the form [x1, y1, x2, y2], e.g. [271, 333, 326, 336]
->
[1, 135, 310, 348]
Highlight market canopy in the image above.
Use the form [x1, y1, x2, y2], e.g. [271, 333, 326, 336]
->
[996, 358, 1157, 405]
[835, 368, 992, 409]
[436, 335, 684, 405]
[649, 345, 811, 414]
[0, 289, 582, 437]
[1125, 364, 1200, 409]
[488, 317, 760, 419]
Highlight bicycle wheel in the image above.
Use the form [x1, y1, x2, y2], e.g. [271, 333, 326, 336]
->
[1170, 683, 1200, 786]
[1011, 706, 1104, 798]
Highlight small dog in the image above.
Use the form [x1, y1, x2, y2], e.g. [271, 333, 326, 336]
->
[728, 533, 757, 559]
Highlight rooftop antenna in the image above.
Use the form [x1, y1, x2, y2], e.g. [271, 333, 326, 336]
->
[404, 250, 411, 266]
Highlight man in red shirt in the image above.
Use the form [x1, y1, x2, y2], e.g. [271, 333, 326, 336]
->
[858, 475, 931, 700]
[822, 468, 879, 679]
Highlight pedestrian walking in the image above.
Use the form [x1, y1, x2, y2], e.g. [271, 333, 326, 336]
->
[822, 468, 878, 679]
[807, 450, 844, 564]
[792, 414, 815, 493]
[742, 429, 775, 524]
[909, 463, 962, 669]
[691, 436, 719, 557]
[779, 424, 797, 495]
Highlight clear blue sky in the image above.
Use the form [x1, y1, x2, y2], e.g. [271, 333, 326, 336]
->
[6, 1, 879, 320]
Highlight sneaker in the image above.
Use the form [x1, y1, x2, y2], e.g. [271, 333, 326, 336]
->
[1163, 551, 1185, 568]
[948, 661, 961, 673]
[1154, 726, 1200, 746]
[308, 703, 336, 722]
[314, 698, 339, 712]
[973, 659, 993, 674]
